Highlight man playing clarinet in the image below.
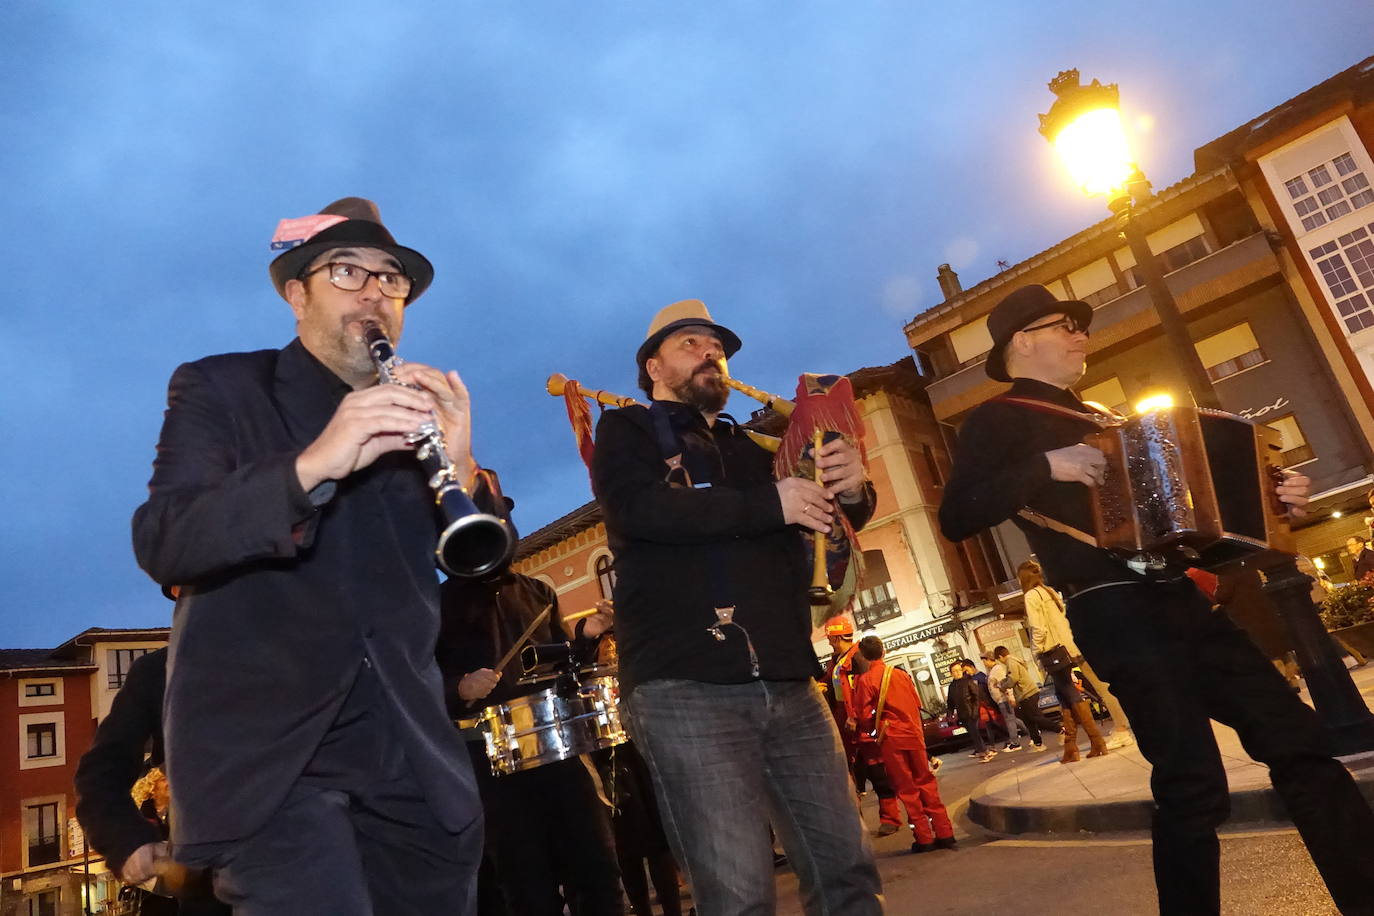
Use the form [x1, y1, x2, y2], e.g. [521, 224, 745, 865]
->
[590, 299, 883, 915]
[939, 283, 1374, 915]
[132, 197, 506, 914]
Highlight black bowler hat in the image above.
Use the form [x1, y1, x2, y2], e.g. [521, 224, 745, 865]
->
[635, 299, 742, 370]
[985, 284, 1093, 382]
[268, 197, 434, 304]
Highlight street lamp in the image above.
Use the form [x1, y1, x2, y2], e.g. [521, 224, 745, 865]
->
[1039, 70, 1374, 754]
[1038, 69, 1222, 411]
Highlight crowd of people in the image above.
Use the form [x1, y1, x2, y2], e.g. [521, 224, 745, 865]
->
[70, 198, 1374, 916]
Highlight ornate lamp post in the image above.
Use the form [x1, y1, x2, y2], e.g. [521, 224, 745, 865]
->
[1039, 70, 1374, 754]
[1038, 69, 1222, 411]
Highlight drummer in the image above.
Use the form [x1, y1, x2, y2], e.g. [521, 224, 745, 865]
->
[435, 570, 622, 916]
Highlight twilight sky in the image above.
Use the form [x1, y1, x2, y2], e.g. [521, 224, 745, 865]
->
[3, 2, 1371, 647]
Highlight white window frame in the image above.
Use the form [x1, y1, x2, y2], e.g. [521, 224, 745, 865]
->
[18, 677, 63, 708]
[18, 711, 66, 770]
[1258, 116, 1374, 339]
[20, 794, 66, 870]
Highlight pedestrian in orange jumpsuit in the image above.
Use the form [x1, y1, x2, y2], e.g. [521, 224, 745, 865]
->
[818, 618, 902, 835]
[853, 636, 956, 854]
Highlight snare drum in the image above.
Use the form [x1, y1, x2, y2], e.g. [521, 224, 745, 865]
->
[478, 675, 627, 775]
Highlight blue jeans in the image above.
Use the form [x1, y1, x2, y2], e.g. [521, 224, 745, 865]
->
[626, 679, 882, 916]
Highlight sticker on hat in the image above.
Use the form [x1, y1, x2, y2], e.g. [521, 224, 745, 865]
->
[270, 214, 349, 251]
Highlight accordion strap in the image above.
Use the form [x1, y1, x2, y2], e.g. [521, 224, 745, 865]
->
[1017, 507, 1098, 547]
[991, 394, 1120, 548]
[989, 395, 1123, 428]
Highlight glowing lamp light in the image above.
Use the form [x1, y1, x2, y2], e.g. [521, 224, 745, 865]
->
[1315, 557, 1327, 569]
[1134, 393, 1175, 414]
[1052, 107, 1134, 196]
[1333, 511, 1343, 519]
[1039, 70, 1135, 199]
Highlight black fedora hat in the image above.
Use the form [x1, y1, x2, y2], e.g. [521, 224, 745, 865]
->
[268, 197, 434, 304]
[635, 299, 742, 369]
[985, 284, 1093, 382]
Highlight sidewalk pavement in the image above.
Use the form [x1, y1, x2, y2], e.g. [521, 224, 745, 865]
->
[968, 661, 1374, 834]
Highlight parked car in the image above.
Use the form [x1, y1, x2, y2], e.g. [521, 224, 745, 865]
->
[921, 707, 969, 754]
[1034, 669, 1108, 722]
[921, 704, 1007, 754]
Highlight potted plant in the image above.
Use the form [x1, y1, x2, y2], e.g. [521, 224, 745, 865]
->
[1319, 575, 1374, 658]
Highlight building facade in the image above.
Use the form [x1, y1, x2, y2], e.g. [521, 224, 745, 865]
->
[903, 57, 1374, 589]
[1, 629, 168, 916]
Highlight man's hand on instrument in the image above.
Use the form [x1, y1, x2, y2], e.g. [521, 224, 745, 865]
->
[119, 841, 169, 886]
[295, 384, 440, 491]
[1045, 443, 1107, 487]
[458, 668, 500, 702]
[777, 477, 834, 533]
[392, 361, 477, 485]
[579, 600, 615, 638]
[1276, 472, 1310, 518]
[816, 437, 867, 499]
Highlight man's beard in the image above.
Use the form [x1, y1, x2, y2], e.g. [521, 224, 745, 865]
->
[670, 363, 728, 413]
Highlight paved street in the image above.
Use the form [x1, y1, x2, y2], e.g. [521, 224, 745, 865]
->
[766, 747, 1340, 915]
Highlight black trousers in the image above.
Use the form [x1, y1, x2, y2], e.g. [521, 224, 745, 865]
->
[1013, 696, 1058, 744]
[1067, 578, 1374, 915]
[468, 746, 623, 916]
[186, 662, 482, 916]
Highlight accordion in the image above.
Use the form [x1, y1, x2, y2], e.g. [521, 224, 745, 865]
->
[1083, 406, 1293, 569]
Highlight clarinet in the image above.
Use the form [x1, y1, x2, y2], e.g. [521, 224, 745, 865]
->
[360, 319, 515, 578]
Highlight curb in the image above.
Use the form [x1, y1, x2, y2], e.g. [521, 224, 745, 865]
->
[969, 762, 1374, 835]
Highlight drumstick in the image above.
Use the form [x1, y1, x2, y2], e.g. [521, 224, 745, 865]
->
[493, 603, 553, 676]
[562, 606, 604, 623]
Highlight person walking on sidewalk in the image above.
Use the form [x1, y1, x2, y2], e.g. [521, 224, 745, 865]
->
[940, 283, 1374, 915]
[992, 646, 1054, 751]
[982, 652, 1027, 751]
[1020, 561, 1111, 762]
[946, 662, 995, 762]
[854, 637, 957, 855]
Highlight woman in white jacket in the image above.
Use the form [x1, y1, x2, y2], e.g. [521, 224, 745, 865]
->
[1019, 560, 1133, 761]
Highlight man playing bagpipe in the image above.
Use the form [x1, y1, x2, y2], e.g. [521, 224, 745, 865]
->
[590, 299, 883, 915]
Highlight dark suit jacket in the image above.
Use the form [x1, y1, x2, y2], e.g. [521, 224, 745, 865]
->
[132, 339, 500, 845]
[1356, 548, 1374, 582]
[75, 649, 167, 874]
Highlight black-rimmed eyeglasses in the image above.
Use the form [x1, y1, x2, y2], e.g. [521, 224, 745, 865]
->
[1021, 316, 1089, 337]
[299, 262, 413, 299]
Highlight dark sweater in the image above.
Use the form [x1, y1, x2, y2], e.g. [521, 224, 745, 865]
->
[938, 377, 1132, 591]
[591, 401, 874, 691]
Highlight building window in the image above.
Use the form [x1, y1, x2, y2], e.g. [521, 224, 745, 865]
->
[594, 554, 616, 600]
[852, 550, 902, 630]
[1077, 376, 1129, 415]
[1286, 152, 1374, 232]
[1266, 414, 1314, 467]
[23, 683, 55, 698]
[949, 316, 993, 365]
[25, 802, 61, 867]
[25, 724, 57, 759]
[1194, 323, 1267, 382]
[25, 890, 60, 916]
[1310, 222, 1374, 334]
[108, 648, 151, 690]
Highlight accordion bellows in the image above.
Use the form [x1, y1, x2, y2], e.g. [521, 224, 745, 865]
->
[1085, 407, 1293, 569]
